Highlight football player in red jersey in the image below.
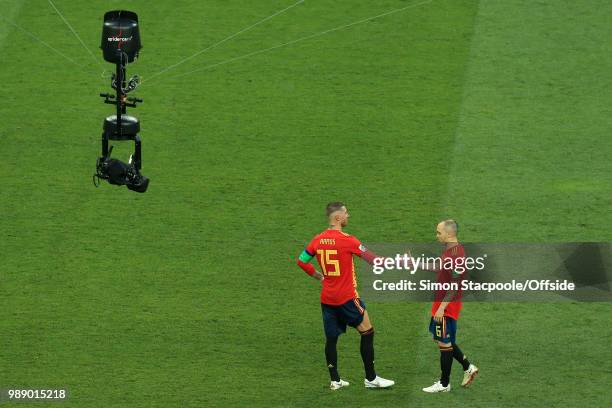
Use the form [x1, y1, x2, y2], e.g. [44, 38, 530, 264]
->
[296, 202, 395, 390]
[421, 220, 478, 393]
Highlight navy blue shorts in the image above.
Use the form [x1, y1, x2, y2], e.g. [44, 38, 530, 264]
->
[429, 316, 457, 344]
[321, 298, 366, 338]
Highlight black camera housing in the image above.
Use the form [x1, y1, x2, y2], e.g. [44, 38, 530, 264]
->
[101, 10, 141, 64]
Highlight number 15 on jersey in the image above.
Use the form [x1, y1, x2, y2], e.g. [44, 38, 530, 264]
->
[316, 249, 340, 276]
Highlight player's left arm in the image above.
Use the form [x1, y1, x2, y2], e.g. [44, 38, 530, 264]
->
[297, 247, 324, 282]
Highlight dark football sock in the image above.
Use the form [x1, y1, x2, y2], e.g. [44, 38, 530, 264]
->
[325, 336, 340, 382]
[439, 344, 454, 387]
[359, 328, 376, 382]
[451, 343, 471, 371]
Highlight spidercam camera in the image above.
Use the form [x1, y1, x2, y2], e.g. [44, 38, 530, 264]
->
[94, 10, 149, 193]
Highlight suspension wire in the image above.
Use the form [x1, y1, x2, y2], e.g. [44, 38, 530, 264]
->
[142, 0, 305, 83]
[47, 0, 103, 71]
[145, 0, 433, 85]
[0, 14, 95, 74]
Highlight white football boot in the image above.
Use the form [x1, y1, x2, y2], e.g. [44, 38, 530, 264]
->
[422, 380, 451, 393]
[461, 364, 479, 387]
[330, 379, 349, 390]
[364, 376, 395, 388]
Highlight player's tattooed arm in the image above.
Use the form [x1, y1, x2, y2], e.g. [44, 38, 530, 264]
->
[359, 249, 383, 265]
[356, 242, 386, 265]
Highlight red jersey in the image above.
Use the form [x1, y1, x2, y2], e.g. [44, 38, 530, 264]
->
[431, 243, 465, 320]
[305, 229, 367, 305]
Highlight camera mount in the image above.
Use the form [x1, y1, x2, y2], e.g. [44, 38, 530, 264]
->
[94, 10, 149, 193]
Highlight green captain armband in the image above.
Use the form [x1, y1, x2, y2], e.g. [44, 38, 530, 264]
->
[299, 250, 314, 263]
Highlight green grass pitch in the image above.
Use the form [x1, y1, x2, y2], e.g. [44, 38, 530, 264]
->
[1, 0, 611, 407]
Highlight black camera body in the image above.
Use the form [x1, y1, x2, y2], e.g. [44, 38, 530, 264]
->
[101, 10, 141, 64]
[96, 155, 148, 193]
[94, 10, 149, 193]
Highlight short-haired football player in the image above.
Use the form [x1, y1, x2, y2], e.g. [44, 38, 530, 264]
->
[419, 220, 478, 392]
[296, 202, 395, 390]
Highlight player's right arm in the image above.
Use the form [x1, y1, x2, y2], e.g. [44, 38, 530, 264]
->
[297, 240, 324, 282]
[348, 237, 384, 265]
